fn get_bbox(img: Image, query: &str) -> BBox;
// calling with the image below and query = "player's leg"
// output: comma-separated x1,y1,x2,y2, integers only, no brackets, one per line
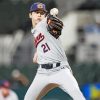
37,83,59,100
59,67,86,100
24,73,49,100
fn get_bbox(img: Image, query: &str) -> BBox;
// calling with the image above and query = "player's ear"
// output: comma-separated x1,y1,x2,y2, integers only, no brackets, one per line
29,13,32,19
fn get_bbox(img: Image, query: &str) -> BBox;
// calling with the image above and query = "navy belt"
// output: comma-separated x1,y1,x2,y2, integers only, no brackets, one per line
41,63,60,69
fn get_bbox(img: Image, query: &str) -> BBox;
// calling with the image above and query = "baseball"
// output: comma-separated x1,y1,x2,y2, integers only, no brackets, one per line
50,8,59,16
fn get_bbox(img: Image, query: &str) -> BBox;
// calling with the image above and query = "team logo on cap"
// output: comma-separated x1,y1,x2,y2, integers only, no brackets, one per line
37,3,43,9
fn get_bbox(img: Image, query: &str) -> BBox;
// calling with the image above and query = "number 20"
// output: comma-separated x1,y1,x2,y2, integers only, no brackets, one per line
41,43,50,53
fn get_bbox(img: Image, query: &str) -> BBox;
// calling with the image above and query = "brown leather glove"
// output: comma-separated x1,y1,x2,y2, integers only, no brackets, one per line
47,14,63,39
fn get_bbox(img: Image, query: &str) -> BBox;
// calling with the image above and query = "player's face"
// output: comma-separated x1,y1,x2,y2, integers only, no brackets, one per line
29,10,46,26
1,87,9,97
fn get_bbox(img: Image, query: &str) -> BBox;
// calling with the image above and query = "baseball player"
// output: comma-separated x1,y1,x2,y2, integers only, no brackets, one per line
0,80,19,100
24,2,86,100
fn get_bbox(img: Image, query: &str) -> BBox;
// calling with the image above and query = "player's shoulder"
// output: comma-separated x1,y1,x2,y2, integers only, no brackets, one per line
10,90,19,98
31,18,47,36
10,89,17,95
0,89,2,93
36,18,47,29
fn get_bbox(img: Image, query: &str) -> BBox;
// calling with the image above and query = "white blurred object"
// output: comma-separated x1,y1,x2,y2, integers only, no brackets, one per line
12,69,21,78
61,12,78,51
94,12,100,23
50,8,59,16
0,30,24,66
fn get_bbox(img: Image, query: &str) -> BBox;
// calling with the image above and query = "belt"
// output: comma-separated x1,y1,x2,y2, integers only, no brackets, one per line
41,63,60,69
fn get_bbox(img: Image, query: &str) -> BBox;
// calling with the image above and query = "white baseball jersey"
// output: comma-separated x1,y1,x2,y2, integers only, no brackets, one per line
31,18,69,65
0,89,19,100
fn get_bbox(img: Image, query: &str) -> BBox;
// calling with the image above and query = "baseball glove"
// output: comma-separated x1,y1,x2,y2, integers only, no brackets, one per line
47,15,63,39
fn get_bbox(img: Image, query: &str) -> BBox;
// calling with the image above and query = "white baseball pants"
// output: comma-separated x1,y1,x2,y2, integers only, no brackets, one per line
24,67,86,100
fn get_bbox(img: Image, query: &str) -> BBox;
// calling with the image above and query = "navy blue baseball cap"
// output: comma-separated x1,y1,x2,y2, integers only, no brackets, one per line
30,2,47,12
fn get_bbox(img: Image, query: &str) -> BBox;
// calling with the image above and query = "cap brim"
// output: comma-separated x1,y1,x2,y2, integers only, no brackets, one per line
30,9,47,13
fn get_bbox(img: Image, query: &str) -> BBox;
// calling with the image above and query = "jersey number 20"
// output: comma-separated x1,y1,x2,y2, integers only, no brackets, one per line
41,43,50,53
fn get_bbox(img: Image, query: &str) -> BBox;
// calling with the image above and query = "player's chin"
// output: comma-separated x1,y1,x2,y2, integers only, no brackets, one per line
37,19,42,23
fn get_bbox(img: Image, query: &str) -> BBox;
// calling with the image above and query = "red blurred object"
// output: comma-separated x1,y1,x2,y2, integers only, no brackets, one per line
0,80,10,88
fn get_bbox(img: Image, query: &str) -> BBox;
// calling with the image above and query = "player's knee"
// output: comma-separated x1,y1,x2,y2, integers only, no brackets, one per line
24,91,37,100
24,94,28,100
24,93,32,100
70,88,85,100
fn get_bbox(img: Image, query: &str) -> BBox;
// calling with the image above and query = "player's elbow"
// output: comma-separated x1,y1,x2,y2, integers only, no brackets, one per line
33,57,37,63
33,51,38,63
